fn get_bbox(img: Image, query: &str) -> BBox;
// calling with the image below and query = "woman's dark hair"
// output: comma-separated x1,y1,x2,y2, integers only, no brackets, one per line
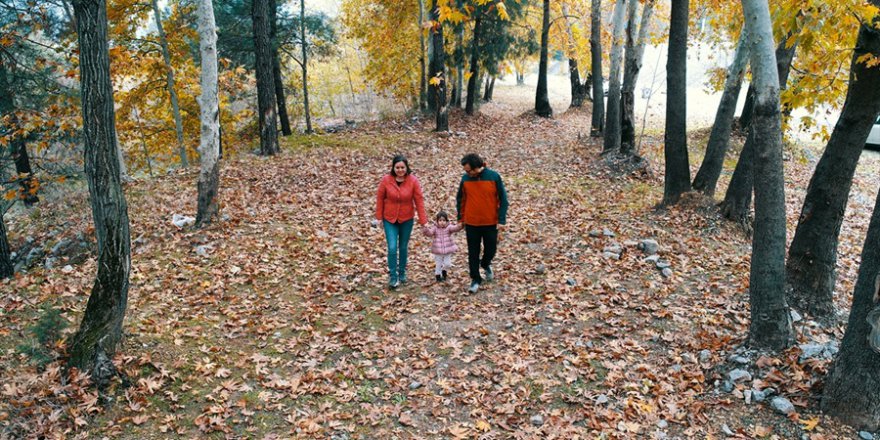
460,153,484,169
435,211,449,222
390,154,411,175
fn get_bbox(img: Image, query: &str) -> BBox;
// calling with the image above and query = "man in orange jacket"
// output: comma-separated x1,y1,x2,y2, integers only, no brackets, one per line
456,153,509,294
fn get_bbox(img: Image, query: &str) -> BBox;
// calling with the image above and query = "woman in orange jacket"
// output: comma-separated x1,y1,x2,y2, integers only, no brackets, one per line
376,155,428,289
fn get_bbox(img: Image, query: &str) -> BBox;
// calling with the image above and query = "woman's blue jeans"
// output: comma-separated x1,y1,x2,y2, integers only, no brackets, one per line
383,219,413,283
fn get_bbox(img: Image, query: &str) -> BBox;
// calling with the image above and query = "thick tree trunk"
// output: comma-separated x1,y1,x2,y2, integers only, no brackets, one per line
465,14,482,115
0,214,11,278
569,59,588,107
739,37,798,131
418,0,428,113
429,0,448,131
620,0,654,156
662,0,690,204
68,0,132,379
453,4,465,107
692,30,750,195
535,0,552,117
252,0,278,154
602,0,627,153
196,0,221,227
590,0,605,136
270,0,291,136
483,75,495,101
151,0,188,167
785,11,880,321
821,186,880,430
741,0,793,351
300,0,313,133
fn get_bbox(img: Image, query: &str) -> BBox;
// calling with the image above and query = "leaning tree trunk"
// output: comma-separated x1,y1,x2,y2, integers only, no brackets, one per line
270,0,291,136
300,0,313,133
454,20,464,107
590,0,605,135
535,0,552,117
151,0,188,167
620,0,654,156
0,62,37,205
821,179,880,430
429,0,448,132
602,0,627,153
721,33,799,220
0,213,11,278
785,9,880,321
465,14,482,115
562,4,588,108
738,35,798,131
662,0,690,205
692,29,750,195
742,0,793,351
68,0,132,379
252,0,278,154
196,0,220,227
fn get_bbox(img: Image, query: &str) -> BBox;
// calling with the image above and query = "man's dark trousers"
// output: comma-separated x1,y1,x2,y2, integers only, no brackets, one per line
465,225,497,282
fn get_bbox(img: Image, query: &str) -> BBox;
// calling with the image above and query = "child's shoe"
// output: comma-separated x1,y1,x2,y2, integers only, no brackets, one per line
436,274,442,282
441,270,448,281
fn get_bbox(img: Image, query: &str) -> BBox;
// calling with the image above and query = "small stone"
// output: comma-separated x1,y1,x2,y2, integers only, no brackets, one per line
603,252,620,260
644,254,660,263
589,230,602,237
195,245,212,257
661,268,673,278
721,424,734,436
770,396,795,415
603,244,623,254
530,414,544,427
752,389,767,402
729,355,750,365
623,240,638,247
51,239,70,255
602,228,615,237
639,239,659,255
655,260,671,269
859,431,874,440
9,251,16,261
409,381,422,390
534,264,546,274
596,394,609,404
44,257,56,270
221,213,232,222
790,309,803,322
566,278,577,286
728,369,751,383
61,265,74,274
699,349,711,362
744,389,752,405
171,213,195,228
656,420,668,429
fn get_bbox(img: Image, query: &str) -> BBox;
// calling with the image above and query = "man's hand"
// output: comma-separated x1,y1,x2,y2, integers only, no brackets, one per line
497,224,507,232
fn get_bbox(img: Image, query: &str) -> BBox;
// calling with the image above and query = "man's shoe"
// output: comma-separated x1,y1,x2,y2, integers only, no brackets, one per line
436,274,442,282
468,281,480,294
441,270,448,281
389,280,400,290
483,265,494,282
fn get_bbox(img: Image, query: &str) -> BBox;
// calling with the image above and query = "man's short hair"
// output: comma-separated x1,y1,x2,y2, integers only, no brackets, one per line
460,153,484,169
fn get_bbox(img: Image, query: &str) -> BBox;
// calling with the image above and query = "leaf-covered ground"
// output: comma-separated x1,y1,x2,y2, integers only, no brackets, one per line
2,86,879,439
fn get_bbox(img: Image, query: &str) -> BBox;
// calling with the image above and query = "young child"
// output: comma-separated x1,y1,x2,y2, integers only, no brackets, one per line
422,211,463,282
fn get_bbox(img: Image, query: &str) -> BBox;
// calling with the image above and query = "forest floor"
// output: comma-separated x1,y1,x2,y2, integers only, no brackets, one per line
2,85,879,439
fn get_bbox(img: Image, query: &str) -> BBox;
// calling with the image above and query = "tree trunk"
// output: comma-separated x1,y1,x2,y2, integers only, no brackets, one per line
785,10,880,321
151,0,188,167
68,0,132,379
568,59,587,107
252,0,278,154
620,0,654,156
692,29,750,195
590,0,605,136
465,14,482,115
535,0,552,117
0,213,11,278
429,0,448,131
270,0,291,136
821,185,880,430
418,0,428,113
454,6,464,107
300,0,313,133
739,36,798,131
741,0,793,351
662,0,690,204
602,0,627,153
516,71,524,85
483,75,495,101
196,0,221,227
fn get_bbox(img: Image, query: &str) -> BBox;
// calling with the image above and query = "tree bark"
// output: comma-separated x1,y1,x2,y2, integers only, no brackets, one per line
821,184,880,430
270,0,291,136
535,0,552,117
252,0,278,154
692,29,750,195
785,9,880,321
739,37,798,131
590,0,605,136
602,0,627,153
465,14,482,115
196,0,221,227
568,59,588,107
741,0,793,351
620,0,654,156
68,0,132,379
453,1,465,107
0,213,11,278
0,62,37,205
662,0,690,204
483,75,495,101
151,0,188,167
429,0,448,132
418,0,428,113
300,0,313,133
